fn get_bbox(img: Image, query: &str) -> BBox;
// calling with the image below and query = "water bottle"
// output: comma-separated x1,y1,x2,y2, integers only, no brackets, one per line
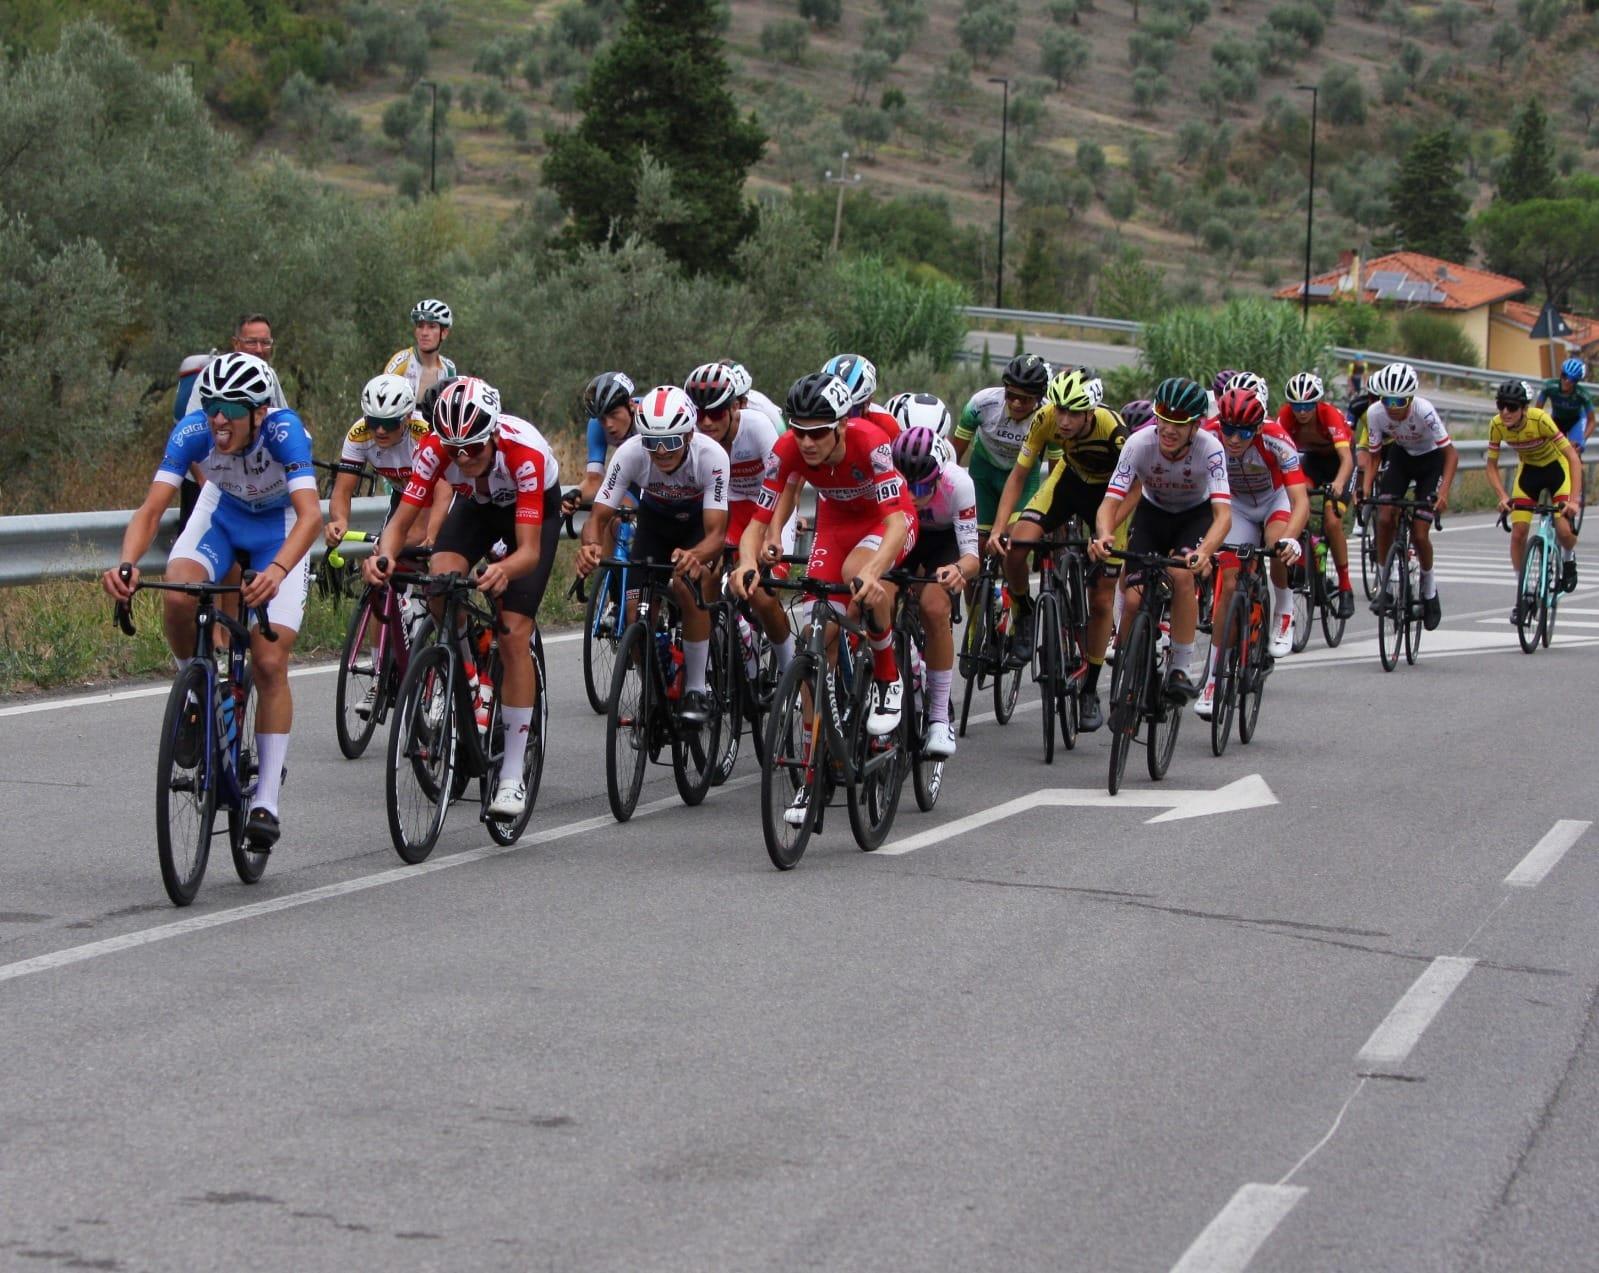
909,643,927,705
655,629,673,674
737,614,760,681
475,680,494,735
667,641,684,701
218,671,236,751
1157,618,1172,660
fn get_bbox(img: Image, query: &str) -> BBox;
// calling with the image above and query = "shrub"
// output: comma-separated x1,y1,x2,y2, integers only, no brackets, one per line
760,19,809,63
1138,297,1333,393
1395,310,1479,366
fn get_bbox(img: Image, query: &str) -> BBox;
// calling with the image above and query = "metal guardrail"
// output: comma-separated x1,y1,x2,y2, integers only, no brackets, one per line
962,305,1144,336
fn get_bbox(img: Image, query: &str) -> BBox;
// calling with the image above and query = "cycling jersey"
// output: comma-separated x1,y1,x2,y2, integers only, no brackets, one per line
383,347,458,399
340,414,431,485
955,386,1034,469
744,387,786,434
1365,397,1450,456
1107,427,1230,513
155,409,316,513
754,420,911,526
1276,402,1352,455
722,411,781,504
854,404,901,442
1016,404,1128,483
585,395,643,475
912,462,980,561
596,433,729,517
1488,405,1571,470
1536,380,1593,438
1203,420,1305,508
403,415,560,526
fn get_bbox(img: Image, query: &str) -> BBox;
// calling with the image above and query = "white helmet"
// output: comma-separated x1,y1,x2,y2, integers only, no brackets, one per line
1285,371,1324,405
891,391,953,439
933,436,957,469
1228,371,1269,412
198,351,275,406
635,384,699,444
410,298,453,327
721,359,753,398
361,373,416,422
1369,361,1419,399
432,376,500,446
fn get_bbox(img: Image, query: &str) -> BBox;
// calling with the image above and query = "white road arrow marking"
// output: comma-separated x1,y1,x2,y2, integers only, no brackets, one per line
877,774,1278,856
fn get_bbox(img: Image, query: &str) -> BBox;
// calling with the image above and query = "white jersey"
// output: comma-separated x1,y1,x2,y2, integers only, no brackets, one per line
744,387,786,434
597,432,729,515
956,385,1033,467
915,462,980,560
1107,427,1231,513
725,411,781,503
1365,396,1450,456
339,414,430,485
383,347,458,401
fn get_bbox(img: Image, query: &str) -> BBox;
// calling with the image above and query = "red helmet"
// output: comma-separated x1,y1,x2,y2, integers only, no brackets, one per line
1215,386,1265,429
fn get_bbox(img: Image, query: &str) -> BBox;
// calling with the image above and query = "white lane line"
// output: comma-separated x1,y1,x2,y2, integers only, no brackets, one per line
0,774,756,986
1170,1183,1308,1273
1505,820,1592,888
1355,956,1477,1067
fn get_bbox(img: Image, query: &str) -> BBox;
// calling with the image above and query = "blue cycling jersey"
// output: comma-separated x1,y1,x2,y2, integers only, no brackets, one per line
586,415,609,470
156,408,317,513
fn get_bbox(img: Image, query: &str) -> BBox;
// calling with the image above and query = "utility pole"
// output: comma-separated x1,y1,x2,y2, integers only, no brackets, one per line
1295,83,1319,324
987,77,1010,310
824,151,861,253
418,80,438,195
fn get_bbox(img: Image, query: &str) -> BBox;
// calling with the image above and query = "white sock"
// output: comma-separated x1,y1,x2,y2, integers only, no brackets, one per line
254,732,289,815
1421,569,1436,599
1272,585,1291,618
1564,547,1576,562
684,638,709,694
1113,586,1125,629
928,668,953,723
501,705,533,781
1171,642,1195,675
776,634,795,670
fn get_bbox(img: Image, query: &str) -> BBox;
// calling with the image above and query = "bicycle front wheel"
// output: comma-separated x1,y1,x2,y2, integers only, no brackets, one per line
582,565,619,715
1106,612,1151,796
1210,594,1245,757
957,593,988,737
1359,513,1379,601
227,665,269,885
1035,593,1060,765
1403,548,1424,665
156,662,216,906
385,643,456,864
847,680,906,851
1237,601,1268,745
1289,555,1313,654
1377,544,1405,672
605,623,650,822
1319,550,1347,648
672,640,724,808
1146,622,1181,781
709,612,741,787
486,632,547,846
334,588,383,759
1516,536,1545,654
1541,540,1560,648
761,656,821,869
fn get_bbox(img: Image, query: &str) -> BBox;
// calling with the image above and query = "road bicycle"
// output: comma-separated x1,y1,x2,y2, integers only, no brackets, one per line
311,460,378,603
1366,494,1437,672
564,502,637,715
707,553,780,786
1501,497,1571,653
884,567,958,812
1288,485,1348,651
384,568,547,862
957,549,1023,736
756,570,911,869
1022,531,1092,765
1104,550,1193,796
1356,498,1380,602
113,570,276,906
1206,544,1274,757
328,533,432,759
600,559,723,822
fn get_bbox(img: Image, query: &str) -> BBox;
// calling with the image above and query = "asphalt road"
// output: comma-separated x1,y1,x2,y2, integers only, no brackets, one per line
2,514,1596,1272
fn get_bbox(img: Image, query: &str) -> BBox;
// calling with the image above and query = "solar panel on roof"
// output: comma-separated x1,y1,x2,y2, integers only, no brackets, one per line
1366,270,1408,289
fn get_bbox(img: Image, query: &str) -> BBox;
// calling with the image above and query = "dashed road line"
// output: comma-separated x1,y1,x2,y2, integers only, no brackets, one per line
1355,956,1477,1067
1505,820,1592,888
1170,1183,1307,1273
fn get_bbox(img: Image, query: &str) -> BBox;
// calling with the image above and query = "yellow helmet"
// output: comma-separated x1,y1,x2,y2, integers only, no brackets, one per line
1046,367,1096,413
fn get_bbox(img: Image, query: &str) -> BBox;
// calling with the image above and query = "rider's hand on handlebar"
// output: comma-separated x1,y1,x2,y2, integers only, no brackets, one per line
934,563,965,592
362,552,392,586
323,520,347,549
671,548,702,582
575,542,602,578
102,562,139,602
241,566,282,609
1186,548,1212,576
1272,538,1302,566
986,527,1008,559
1087,536,1114,563
476,561,511,597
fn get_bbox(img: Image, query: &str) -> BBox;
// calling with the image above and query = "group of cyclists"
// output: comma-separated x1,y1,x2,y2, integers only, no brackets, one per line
101,295,1587,857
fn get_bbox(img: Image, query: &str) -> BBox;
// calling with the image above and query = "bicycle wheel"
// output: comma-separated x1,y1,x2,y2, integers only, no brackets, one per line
604,622,651,822
993,596,1024,725
1106,612,1150,796
957,591,989,737
486,633,547,846
1376,543,1405,672
1541,537,1560,648
227,665,269,885
1145,616,1181,781
1516,536,1544,654
1359,512,1379,601
385,643,456,864
709,612,741,787
1319,550,1347,648
1237,598,1268,745
847,653,905,851
582,565,620,715
155,662,216,906
1210,594,1245,757
1289,553,1313,654
760,656,822,869
1035,592,1060,765
334,588,383,759
912,676,946,814
1403,548,1424,665
672,637,724,808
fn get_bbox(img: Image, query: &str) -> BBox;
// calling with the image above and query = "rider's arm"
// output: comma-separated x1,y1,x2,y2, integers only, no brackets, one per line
1282,482,1310,544
326,470,358,545
275,486,326,574
1485,435,1507,504
1559,435,1584,502
1198,499,1233,558
991,458,1029,544
1332,443,1353,496
104,479,181,597
1435,442,1458,513
865,509,910,579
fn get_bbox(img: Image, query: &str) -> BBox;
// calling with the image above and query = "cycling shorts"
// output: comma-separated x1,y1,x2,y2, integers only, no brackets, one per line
726,499,798,557
1510,458,1573,526
968,446,1039,531
1020,466,1123,573
1300,450,1347,491
170,483,309,633
631,500,705,568
1224,489,1292,551
1375,448,1446,516
433,486,562,620
1126,498,1212,562
807,512,915,587
901,526,959,574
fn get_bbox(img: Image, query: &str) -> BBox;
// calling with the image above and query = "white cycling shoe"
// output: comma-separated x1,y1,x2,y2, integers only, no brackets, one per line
488,779,526,819
924,720,957,758
1194,681,1216,719
1268,614,1293,657
867,678,902,736
783,787,811,827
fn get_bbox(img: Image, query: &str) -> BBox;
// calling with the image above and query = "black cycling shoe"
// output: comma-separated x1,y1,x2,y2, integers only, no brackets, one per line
1562,559,1578,593
1423,592,1442,631
1006,602,1035,668
678,689,711,726
1162,667,1198,703
1510,601,1526,626
173,691,203,770
1077,690,1104,732
1336,589,1355,620
1369,590,1393,616
245,808,280,852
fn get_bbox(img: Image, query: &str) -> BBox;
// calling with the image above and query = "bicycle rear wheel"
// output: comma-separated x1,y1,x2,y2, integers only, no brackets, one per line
1035,592,1060,765
761,656,822,869
710,612,741,787
386,643,456,863
1377,544,1405,672
1359,512,1379,601
334,589,383,759
582,565,620,715
1541,540,1560,648
672,638,724,808
1289,551,1313,653
993,610,1024,726
1210,594,1245,757
1516,537,1545,654
156,662,216,906
606,623,651,822
847,658,905,851
957,590,989,737
1319,550,1347,648
1237,599,1268,745
485,633,547,845
227,665,269,885
1106,612,1150,796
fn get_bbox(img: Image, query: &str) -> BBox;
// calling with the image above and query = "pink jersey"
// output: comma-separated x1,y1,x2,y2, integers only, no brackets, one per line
753,421,912,526
1204,420,1305,507
403,414,560,525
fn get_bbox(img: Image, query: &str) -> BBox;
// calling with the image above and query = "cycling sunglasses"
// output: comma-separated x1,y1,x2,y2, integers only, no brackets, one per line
1288,400,1317,412
909,475,938,498
789,422,838,439
1002,389,1039,405
1218,422,1259,439
1152,407,1197,426
443,439,491,459
202,398,253,422
1381,395,1413,409
368,415,407,433
700,404,732,422
639,433,687,454
1496,401,1526,418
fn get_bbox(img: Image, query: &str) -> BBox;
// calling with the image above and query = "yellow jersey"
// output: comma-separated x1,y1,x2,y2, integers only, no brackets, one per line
1015,404,1129,484
1488,405,1569,470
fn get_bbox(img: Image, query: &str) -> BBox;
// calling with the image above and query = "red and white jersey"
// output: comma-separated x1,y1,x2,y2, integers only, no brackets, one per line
596,433,728,515
1204,420,1305,507
1276,402,1351,455
754,420,912,526
1107,426,1230,513
1366,396,1450,456
723,411,781,504
403,414,560,525
914,461,980,560
854,404,901,442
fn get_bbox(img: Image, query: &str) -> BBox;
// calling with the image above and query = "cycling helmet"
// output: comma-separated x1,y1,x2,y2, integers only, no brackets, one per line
1046,368,1097,413
635,385,699,438
432,376,501,446
1084,373,1105,410
891,391,953,438
198,351,275,407
1002,353,1052,398
891,425,941,484
584,371,635,420
1212,368,1239,398
684,362,738,413
821,353,878,409
1121,399,1155,430
1153,376,1209,422
1561,357,1586,382
786,371,853,424
1368,361,1419,399
720,359,754,398
933,435,957,468
1215,386,1266,429
420,375,459,424
1285,371,1324,405
361,373,416,423
1229,371,1270,411
410,298,453,327
1495,378,1532,408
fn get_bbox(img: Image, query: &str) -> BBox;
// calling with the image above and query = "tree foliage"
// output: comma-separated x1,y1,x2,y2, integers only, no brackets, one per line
1498,99,1556,200
1476,178,1599,305
1389,130,1472,261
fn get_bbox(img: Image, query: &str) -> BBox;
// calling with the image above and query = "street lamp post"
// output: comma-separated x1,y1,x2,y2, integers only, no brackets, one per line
418,79,438,195
823,151,861,253
1295,83,1319,324
987,76,1010,310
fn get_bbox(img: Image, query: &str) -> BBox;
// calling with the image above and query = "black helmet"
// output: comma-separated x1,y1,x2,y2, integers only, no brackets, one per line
584,371,636,420
1495,378,1531,408
1002,353,1051,397
1153,376,1209,422
785,371,853,424
419,374,459,426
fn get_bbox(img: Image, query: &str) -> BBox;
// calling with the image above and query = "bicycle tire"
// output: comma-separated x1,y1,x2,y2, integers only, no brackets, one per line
958,592,988,737
1210,593,1244,757
993,602,1024,726
1517,536,1544,654
227,664,268,885
485,632,547,845
582,565,620,715
1403,548,1423,665
710,612,741,787
1541,535,1559,648
334,589,383,759
385,642,456,863
1359,512,1379,601
846,649,905,851
672,636,724,808
1145,613,1181,781
1237,595,1267,745
760,655,821,869
605,622,651,822
1035,592,1060,765
156,662,216,906
1319,550,1347,648
1058,603,1082,752
1289,550,1313,654
1107,611,1150,796
1376,542,1405,672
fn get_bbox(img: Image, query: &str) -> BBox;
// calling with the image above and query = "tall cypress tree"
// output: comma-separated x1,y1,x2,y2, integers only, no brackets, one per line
1388,130,1472,261
542,0,766,271
1497,99,1556,201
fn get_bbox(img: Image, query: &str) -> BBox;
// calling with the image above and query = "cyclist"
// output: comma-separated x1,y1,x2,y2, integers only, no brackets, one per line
1536,357,1592,450
326,374,440,547
1278,371,1356,619
1193,387,1309,716
1485,379,1583,616
577,385,731,726
562,371,638,515
822,352,900,438
891,412,979,758
992,367,1129,731
684,361,797,677
102,352,322,851
1121,399,1155,433
721,358,787,434
384,298,458,402
1360,361,1456,629
365,377,561,820
952,353,1053,538
1091,376,1231,701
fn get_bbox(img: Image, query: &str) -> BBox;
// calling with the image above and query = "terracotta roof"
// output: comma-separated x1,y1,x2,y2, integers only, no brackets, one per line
1496,299,1599,351
1275,251,1525,311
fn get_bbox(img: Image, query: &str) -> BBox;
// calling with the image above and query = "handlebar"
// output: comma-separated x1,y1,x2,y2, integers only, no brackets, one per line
112,566,278,642
595,557,708,609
